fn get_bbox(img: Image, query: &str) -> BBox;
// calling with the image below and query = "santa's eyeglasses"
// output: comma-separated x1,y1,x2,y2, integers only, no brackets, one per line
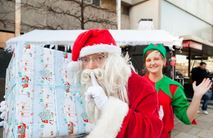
79,53,107,64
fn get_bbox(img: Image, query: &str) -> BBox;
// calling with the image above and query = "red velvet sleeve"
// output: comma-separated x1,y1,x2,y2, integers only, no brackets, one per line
116,73,163,138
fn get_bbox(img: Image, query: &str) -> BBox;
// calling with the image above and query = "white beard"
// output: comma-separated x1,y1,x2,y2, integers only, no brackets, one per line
80,67,129,123
80,68,104,87
81,68,105,123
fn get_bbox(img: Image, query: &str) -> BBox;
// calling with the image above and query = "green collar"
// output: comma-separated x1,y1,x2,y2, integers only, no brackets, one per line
155,75,182,98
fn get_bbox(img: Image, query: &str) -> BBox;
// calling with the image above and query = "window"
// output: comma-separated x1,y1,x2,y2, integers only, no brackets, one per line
92,0,100,6
84,0,92,3
84,0,100,6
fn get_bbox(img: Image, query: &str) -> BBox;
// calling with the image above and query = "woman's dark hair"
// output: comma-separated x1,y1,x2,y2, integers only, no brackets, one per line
200,62,206,66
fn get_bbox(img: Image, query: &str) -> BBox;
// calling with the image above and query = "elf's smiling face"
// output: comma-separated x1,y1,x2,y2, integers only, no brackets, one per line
145,50,166,74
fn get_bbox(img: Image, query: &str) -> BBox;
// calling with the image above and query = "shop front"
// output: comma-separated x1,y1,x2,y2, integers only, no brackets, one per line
175,36,213,100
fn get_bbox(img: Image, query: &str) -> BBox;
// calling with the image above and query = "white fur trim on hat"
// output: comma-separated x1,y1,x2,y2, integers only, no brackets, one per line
79,44,121,58
87,97,128,138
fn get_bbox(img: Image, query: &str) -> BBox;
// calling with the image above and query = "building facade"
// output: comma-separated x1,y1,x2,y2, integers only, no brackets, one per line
1,0,213,98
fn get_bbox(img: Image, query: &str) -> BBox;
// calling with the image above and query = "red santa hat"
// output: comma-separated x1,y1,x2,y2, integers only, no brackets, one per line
68,29,121,71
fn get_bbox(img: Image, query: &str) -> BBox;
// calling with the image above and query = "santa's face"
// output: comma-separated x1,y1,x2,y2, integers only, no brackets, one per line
80,53,107,70
80,53,107,89
145,50,165,74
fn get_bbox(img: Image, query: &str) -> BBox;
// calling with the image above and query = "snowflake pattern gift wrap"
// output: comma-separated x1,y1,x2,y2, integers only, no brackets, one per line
4,44,92,138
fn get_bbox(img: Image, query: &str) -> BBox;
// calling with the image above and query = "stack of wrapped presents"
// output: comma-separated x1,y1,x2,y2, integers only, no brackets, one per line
4,44,91,138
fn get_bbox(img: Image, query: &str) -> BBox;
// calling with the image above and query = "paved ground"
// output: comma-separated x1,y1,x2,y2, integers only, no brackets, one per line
1,107,213,138
172,106,213,138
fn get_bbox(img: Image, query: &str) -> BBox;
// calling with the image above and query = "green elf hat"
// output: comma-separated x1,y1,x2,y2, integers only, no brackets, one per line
143,43,166,58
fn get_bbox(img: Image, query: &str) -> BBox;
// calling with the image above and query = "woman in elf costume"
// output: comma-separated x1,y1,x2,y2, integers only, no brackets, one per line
142,43,212,138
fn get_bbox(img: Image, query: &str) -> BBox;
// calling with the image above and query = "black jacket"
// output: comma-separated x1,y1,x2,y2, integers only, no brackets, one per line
191,67,209,85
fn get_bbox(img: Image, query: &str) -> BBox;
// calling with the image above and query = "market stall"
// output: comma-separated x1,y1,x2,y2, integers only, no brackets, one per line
4,29,182,138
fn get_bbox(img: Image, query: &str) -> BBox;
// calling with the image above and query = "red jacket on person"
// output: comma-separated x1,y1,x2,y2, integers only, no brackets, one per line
87,72,163,138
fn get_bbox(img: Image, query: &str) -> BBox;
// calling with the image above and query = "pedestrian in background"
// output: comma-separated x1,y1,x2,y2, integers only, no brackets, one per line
191,62,212,115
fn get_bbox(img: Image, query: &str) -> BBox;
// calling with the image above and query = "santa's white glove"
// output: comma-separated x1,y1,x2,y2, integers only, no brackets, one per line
0,100,7,126
85,72,108,110
159,105,164,120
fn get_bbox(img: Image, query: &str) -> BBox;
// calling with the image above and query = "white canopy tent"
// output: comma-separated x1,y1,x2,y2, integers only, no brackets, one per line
6,29,183,51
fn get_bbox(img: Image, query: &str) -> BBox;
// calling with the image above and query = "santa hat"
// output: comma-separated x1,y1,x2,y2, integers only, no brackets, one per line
68,29,121,71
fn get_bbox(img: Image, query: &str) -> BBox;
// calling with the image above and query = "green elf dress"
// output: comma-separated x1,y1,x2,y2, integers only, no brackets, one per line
144,75,194,138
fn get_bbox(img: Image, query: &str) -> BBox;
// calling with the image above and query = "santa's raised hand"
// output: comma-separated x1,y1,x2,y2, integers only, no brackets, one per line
85,72,108,110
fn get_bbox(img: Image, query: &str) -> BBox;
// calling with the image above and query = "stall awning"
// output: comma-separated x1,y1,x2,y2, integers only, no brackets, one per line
182,35,213,56
6,29,183,51
182,35,213,48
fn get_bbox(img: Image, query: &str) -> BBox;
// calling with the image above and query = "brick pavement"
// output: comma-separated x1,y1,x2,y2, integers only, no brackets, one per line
1,108,213,138
172,107,213,138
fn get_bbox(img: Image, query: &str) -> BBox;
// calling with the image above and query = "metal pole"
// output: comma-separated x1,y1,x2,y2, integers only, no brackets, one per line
80,0,84,29
15,0,21,36
188,47,191,78
116,0,121,30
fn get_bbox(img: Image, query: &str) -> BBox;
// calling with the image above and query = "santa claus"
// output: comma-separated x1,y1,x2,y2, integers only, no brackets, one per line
68,29,163,138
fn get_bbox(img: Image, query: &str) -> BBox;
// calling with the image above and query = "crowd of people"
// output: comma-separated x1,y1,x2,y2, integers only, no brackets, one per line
0,28,212,138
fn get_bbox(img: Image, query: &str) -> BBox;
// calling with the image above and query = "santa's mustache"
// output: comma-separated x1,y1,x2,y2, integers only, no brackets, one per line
81,68,104,85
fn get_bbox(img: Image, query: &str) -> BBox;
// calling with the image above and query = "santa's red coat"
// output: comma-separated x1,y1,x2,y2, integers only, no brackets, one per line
87,72,163,138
